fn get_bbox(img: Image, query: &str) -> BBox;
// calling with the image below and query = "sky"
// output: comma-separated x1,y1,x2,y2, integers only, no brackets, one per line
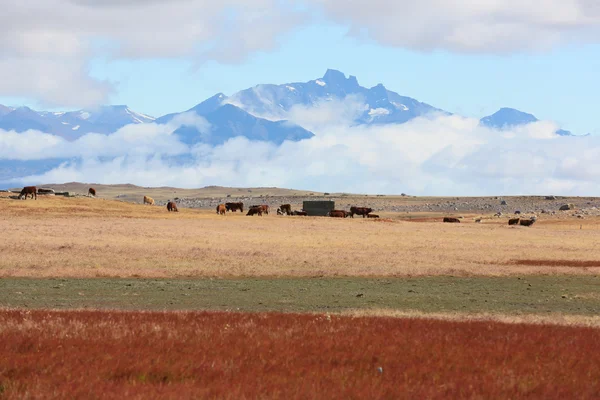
0,0,598,134
2,0,600,195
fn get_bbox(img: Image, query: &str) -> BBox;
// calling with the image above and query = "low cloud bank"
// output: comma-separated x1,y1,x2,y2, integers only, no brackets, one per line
1,107,598,196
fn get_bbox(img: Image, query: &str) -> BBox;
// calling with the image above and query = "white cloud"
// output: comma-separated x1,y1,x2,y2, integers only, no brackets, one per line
0,0,305,107
4,107,600,196
306,0,600,53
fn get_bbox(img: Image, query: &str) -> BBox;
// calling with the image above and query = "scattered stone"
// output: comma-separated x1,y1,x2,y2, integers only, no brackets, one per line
545,196,557,200
559,204,575,211
500,200,507,205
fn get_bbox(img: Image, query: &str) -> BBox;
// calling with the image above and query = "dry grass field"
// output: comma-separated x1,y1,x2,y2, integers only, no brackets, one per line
1,193,600,278
1,190,599,398
1,309,599,399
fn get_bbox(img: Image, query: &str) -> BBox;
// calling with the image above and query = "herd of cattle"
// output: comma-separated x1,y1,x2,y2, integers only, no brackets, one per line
14,186,537,226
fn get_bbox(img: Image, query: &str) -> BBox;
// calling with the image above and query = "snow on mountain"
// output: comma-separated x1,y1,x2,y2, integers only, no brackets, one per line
225,69,446,125
480,107,574,136
0,105,156,140
156,96,314,146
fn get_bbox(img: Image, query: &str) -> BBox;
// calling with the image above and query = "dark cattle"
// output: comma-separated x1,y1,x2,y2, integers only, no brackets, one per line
88,187,96,197
367,214,380,218
508,218,520,225
519,219,536,227
167,201,179,212
329,210,347,218
443,217,460,223
251,205,269,215
279,204,292,215
216,204,226,215
514,210,521,215
18,186,37,200
350,206,373,218
246,206,263,216
292,210,308,216
225,202,244,213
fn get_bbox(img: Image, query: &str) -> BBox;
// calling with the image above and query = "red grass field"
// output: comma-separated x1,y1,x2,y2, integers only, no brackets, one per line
1,309,599,399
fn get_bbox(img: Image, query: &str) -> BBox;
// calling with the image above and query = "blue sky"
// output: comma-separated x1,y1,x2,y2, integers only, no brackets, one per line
0,1,598,135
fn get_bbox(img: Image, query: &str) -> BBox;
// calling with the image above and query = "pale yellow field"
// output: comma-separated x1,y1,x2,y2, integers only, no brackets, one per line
1,194,600,278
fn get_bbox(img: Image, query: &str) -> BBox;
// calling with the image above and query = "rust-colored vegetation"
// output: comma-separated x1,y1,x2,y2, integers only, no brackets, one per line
1,309,599,399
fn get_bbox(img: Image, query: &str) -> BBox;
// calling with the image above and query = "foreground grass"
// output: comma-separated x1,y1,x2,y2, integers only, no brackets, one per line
3,196,600,278
1,309,599,399
1,276,599,318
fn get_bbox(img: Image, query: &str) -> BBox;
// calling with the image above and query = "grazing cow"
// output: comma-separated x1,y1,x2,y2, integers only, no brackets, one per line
18,186,37,200
443,217,460,223
329,210,347,218
277,209,283,215
279,204,292,215
216,204,226,215
519,218,536,227
246,206,263,216
167,201,178,212
88,187,96,197
292,210,308,216
251,205,269,215
143,195,155,205
225,202,244,213
508,218,520,226
367,214,380,218
349,206,373,218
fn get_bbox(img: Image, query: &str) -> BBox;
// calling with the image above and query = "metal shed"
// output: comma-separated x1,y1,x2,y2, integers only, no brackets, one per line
302,200,335,216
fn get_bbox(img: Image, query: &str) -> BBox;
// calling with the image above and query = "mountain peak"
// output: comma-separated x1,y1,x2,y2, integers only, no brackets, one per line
189,93,228,116
480,108,538,129
322,69,359,87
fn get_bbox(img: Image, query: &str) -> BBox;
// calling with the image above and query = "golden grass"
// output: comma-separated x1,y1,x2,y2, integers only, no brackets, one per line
341,309,600,328
2,195,600,278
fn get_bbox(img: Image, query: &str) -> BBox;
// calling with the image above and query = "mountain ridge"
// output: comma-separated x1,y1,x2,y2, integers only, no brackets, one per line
0,69,582,142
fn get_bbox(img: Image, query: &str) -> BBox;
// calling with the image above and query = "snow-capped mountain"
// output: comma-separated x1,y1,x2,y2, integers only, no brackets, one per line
480,107,573,136
226,68,446,124
0,70,582,145
0,105,155,140
156,95,314,146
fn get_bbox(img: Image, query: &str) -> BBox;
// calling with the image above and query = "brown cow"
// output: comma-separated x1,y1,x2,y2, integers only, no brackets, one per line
225,202,244,213
18,186,37,200
508,218,520,225
167,201,178,212
251,205,269,215
292,210,308,216
350,206,373,218
367,214,380,218
246,206,263,216
443,217,460,223
143,195,155,205
216,204,226,215
519,218,536,227
88,187,96,197
279,204,292,215
329,210,347,218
